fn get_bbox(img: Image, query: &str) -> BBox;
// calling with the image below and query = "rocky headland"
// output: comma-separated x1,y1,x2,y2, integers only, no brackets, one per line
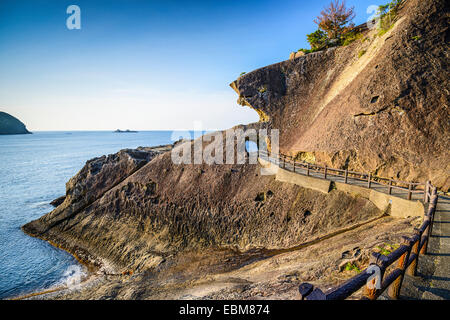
20,0,448,299
231,0,449,190
0,111,31,135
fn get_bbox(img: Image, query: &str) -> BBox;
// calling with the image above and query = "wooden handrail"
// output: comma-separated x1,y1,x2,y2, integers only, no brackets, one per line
298,187,438,300
258,150,428,201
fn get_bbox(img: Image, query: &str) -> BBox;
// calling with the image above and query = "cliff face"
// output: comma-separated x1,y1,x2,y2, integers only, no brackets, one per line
23,135,383,272
231,0,449,190
23,144,173,267
0,111,31,135
22,135,420,300
20,0,446,299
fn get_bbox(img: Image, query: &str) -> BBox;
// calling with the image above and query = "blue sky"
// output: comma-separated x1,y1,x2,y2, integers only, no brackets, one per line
0,0,381,131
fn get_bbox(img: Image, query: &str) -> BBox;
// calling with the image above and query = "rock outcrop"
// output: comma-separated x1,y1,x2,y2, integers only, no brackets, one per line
23,134,383,273
50,196,66,207
23,144,173,267
0,111,31,135
20,0,447,299
231,0,449,190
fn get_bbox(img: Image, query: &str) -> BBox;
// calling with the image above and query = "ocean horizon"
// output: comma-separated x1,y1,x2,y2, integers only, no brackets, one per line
0,130,180,299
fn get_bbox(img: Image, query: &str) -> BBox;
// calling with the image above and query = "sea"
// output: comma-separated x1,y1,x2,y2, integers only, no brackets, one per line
0,131,179,299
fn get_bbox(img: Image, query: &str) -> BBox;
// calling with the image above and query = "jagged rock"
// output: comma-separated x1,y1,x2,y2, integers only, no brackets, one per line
20,0,446,299
23,134,383,272
50,196,66,207
0,111,31,135
23,144,172,238
289,51,306,60
231,0,449,190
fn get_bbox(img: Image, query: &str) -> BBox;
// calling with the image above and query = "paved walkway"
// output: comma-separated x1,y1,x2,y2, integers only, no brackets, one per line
399,195,450,299
262,155,449,300
263,156,425,201
426,195,450,298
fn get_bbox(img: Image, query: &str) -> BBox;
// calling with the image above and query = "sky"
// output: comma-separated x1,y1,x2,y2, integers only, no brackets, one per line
0,0,381,131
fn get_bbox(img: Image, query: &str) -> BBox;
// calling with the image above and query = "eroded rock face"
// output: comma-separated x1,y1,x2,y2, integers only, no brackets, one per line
231,0,449,190
63,147,169,213
20,0,447,299
23,136,382,273
22,145,172,244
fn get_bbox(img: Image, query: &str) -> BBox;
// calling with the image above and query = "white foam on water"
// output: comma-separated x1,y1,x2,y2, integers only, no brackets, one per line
54,265,87,290
30,201,52,209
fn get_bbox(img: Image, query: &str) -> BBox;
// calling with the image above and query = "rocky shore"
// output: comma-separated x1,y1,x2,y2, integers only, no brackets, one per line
19,0,448,299
20,132,422,299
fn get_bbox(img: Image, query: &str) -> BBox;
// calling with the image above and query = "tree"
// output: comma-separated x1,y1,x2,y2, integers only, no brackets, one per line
306,29,328,49
314,0,355,40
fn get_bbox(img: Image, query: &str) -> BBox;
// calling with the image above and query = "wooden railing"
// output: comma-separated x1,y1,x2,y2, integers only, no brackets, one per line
257,150,439,299
297,187,438,300
259,150,431,202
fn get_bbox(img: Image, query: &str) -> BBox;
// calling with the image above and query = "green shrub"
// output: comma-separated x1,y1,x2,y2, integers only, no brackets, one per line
298,48,311,54
345,262,361,273
376,0,403,36
358,49,366,58
376,243,400,256
306,29,328,50
297,47,322,54
341,30,363,46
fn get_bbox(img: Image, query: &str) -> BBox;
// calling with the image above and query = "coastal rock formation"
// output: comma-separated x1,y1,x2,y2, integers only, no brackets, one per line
21,0,446,299
0,111,31,135
23,144,173,265
23,135,384,273
289,51,305,60
231,0,449,190
50,196,66,207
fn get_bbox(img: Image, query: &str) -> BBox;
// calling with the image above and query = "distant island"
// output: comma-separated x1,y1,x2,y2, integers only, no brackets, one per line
114,129,138,133
0,111,31,135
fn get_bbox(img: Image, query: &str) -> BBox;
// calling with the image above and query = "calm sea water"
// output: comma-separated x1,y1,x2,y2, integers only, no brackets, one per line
0,131,176,299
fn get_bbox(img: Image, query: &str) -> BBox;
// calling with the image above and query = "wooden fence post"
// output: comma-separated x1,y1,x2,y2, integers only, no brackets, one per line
293,159,296,172
364,252,385,300
429,187,437,236
367,173,372,189
388,236,412,299
408,183,412,200
388,179,393,195
423,181,428,203
307,163,310,176
406,230,420,276
344,169,348,183
421,216,432,255
324,165,327,179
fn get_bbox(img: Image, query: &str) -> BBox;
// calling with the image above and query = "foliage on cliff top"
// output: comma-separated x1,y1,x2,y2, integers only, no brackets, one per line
298,0,356,54
314,0,355,40
297,0,404,54
376,0,403,36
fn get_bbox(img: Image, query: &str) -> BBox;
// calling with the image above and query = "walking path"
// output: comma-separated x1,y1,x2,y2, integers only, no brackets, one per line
261,153,449,300
400,195,450,299
263,154,425,201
